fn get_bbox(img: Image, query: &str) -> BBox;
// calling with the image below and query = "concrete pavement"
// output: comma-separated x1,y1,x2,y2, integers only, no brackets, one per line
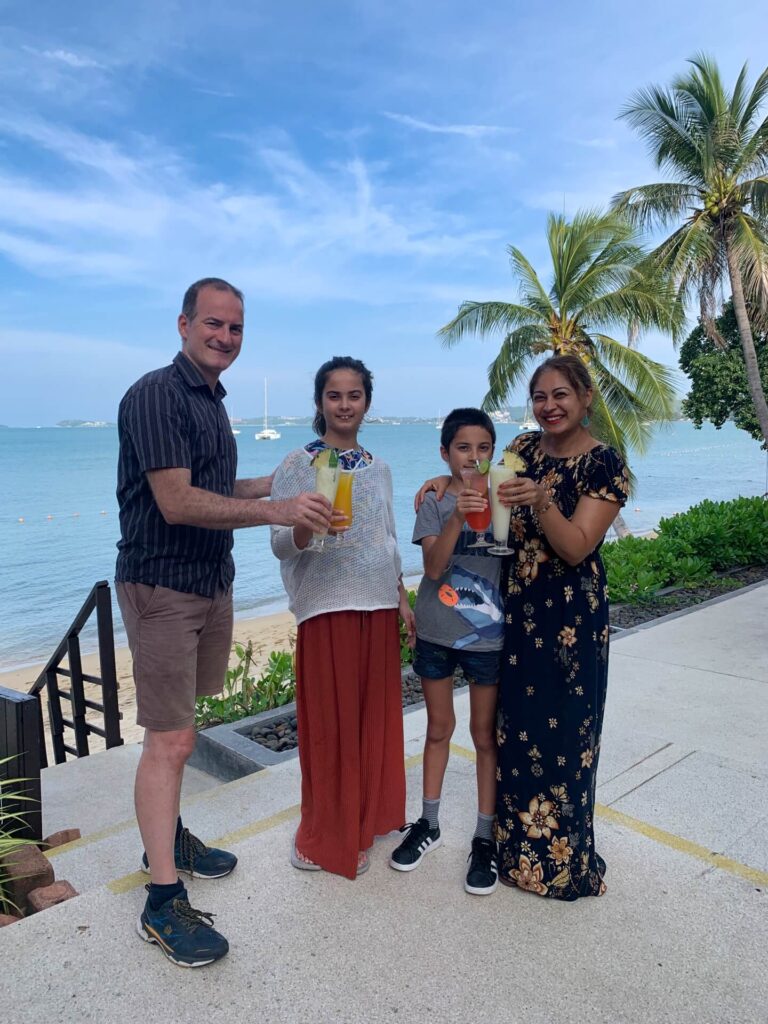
2,584,766,1024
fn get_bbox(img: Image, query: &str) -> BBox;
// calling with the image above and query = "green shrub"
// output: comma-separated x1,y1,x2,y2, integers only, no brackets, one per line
0,756,40,915
195,641,296,728
399,589,417,666
605,496,767,603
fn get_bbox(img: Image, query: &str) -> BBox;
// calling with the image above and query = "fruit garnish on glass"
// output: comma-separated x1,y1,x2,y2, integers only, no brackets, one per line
502,450,526,472
311,447,339,469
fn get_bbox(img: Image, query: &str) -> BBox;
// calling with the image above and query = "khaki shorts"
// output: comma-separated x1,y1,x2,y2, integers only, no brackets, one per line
116,582,233,732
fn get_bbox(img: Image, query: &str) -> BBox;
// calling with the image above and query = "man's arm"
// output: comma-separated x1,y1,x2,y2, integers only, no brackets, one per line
147,467,331,532
233,472,274,499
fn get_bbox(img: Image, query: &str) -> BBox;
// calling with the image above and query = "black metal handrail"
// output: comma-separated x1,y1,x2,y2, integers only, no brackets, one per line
28,581,123,767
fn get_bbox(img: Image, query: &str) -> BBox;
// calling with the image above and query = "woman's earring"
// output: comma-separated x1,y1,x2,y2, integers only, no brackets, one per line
581,413,590,427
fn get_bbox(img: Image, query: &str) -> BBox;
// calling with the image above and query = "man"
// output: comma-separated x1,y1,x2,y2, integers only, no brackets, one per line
115,278,330,967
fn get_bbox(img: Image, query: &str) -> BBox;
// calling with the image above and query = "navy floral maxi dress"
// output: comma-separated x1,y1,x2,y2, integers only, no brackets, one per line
495,432,629,900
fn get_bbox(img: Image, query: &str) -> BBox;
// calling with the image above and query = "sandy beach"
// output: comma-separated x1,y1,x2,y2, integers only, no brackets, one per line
0,609,298,749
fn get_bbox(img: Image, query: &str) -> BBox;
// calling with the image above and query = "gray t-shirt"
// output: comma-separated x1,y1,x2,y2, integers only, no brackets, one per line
413,492,504,652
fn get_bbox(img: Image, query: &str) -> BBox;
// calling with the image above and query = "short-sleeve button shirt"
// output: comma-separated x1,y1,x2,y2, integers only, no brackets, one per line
115,352,238,596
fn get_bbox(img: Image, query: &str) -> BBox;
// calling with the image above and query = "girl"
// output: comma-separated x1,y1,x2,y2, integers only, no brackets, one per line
270,356,415,879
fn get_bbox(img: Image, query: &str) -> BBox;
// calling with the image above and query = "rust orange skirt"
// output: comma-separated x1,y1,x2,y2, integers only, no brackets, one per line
294,608,405,879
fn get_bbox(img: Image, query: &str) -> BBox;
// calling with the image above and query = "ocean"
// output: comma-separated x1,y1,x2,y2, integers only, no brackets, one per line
1,420,766,672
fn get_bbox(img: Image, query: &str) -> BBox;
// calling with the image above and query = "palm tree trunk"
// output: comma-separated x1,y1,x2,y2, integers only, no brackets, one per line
612,511,632,538
725,240,768,444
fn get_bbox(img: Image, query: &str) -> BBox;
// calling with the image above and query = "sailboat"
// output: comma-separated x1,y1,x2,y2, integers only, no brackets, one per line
254,378,281,440
518,400,538,432
228,406,240,435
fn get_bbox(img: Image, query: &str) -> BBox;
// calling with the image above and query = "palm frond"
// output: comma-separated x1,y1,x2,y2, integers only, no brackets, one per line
481,326,544,411
738,65,768,134
590,335,679,421
506,246,553,315
730,213,768,313
438,301,542,348
611,182,701,230
618,84,702,178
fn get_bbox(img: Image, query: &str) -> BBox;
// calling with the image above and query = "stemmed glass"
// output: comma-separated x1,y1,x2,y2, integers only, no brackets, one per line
459,466,492,548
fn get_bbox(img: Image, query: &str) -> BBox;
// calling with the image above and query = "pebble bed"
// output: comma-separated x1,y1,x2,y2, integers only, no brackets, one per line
249,669,467,754
249,566,768,754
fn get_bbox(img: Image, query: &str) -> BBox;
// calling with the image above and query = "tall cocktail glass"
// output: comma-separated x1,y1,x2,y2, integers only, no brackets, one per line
306,461,340,552
488,464,517,555
459,467,491,548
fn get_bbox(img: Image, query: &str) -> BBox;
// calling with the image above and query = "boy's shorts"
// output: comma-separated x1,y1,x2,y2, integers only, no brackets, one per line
116,582,233,731
413,637,500,686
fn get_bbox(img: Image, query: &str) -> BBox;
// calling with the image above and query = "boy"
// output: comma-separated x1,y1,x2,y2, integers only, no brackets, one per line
389,408,503,895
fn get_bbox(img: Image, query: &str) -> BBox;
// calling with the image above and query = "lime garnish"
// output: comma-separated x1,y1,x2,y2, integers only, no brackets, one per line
475,458,491,474
328,449,339,468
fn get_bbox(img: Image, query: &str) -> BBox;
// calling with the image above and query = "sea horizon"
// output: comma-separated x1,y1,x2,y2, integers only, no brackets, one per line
2,419,766,674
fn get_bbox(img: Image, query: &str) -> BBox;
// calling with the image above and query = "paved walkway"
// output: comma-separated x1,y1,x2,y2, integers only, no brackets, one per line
3,585,766,1024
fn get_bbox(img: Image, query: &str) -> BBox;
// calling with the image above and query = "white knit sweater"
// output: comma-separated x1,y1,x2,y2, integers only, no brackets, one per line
270,446,403,625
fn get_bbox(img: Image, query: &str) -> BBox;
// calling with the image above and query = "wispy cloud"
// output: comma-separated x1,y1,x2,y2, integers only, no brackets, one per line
0,117,495,303
37,47,107,70
574,136,617,150
382,112,511,138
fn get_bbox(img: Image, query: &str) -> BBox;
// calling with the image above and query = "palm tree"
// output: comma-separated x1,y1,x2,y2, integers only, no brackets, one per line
438,209,680,469
612,53,768,444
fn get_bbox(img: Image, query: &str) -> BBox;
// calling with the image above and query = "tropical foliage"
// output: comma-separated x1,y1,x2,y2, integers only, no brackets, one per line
679,301,768,447
0,755,40,915
602,495,768,602
613,53,768,444
438,209,680,464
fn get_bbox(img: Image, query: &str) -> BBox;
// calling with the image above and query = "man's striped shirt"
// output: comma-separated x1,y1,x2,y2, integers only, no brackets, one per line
115,352,238,597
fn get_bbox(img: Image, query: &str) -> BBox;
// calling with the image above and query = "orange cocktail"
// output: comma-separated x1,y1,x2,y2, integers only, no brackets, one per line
333,470,354,534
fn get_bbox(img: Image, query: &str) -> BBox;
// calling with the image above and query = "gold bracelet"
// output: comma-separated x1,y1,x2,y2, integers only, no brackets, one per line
539,496,554,514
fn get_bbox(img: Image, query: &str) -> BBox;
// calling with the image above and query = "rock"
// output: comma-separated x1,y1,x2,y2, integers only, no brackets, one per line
42,829,81,849
27,880,79,913
0,913,22,927
0,845,55,911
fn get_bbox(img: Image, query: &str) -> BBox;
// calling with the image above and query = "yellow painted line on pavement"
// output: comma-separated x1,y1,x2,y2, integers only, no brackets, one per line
446,742,768,887
100,742,768,895
107,803,301,894
46,765,275,860
596,805,768,887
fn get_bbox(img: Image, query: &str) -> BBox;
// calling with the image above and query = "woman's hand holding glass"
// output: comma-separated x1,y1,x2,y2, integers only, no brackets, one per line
413,475,452,511
497,475,550,511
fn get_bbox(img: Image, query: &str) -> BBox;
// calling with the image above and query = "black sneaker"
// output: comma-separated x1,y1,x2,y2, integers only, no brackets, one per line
464,836,498,895
141,827,237,880
137,886,229,968
389,818,442,872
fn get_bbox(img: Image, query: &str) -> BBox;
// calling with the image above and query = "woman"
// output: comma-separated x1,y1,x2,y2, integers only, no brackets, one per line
270,356,415,880
418,355,628,899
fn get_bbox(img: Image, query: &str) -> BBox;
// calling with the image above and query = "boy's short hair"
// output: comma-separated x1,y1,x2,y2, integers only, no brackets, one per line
440,408,496,450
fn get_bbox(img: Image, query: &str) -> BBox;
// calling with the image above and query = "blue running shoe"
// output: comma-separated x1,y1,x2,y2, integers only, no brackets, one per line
137,886,229,968
141,827,237,879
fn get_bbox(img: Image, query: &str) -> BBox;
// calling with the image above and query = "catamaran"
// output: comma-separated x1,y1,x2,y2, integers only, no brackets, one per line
254,379,281,441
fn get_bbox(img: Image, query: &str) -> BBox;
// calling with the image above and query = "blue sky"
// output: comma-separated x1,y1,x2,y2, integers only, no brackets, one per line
1,0,767,425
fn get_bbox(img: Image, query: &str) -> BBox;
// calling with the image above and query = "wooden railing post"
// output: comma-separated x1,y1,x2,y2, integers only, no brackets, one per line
0,688,43,842
95,582,123,750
